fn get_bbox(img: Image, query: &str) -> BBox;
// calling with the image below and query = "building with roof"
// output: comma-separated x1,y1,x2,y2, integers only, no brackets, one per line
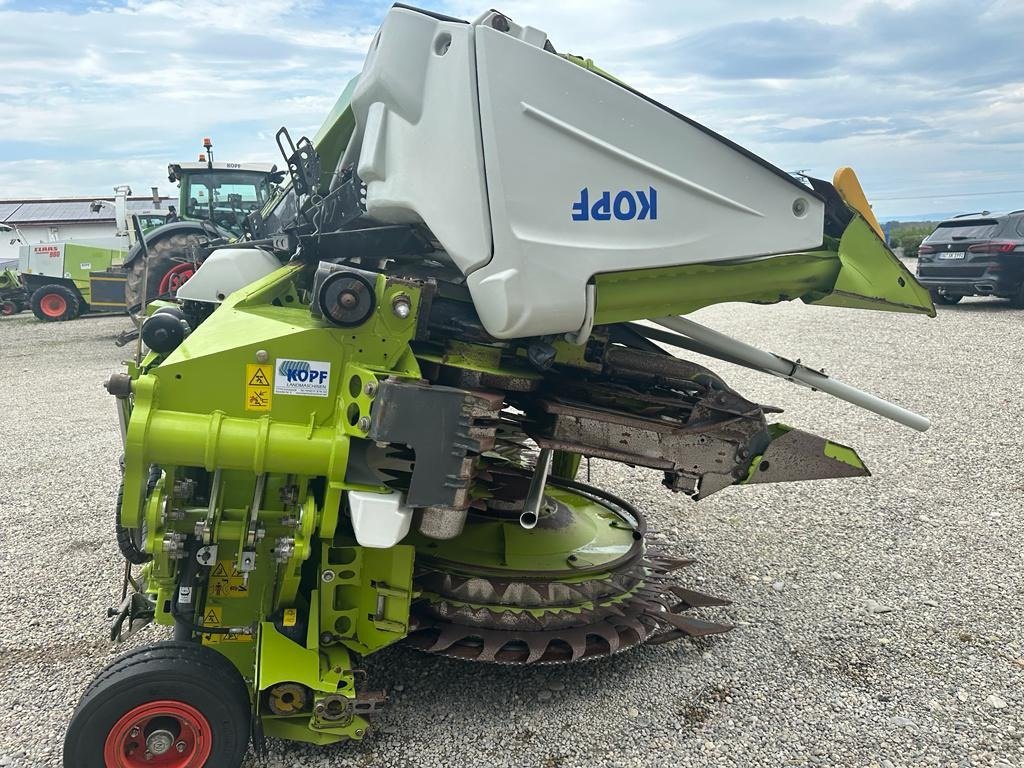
0,194,174,264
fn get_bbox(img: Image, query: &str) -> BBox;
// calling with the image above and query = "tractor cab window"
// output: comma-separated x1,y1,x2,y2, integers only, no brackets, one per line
138,215,167,232
182,172,271,234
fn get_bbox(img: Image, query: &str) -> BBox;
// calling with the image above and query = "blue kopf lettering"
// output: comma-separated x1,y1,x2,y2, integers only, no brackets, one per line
572,187,657,221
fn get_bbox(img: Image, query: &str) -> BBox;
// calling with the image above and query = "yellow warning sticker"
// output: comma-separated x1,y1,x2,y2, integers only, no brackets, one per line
200,606,251,645
245,364,273,412
208,559,250,599
203,606,222,624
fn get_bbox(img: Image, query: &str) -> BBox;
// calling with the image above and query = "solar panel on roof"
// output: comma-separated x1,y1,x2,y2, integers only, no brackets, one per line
0,197,173,223
0,203,23,221
9,201,105,222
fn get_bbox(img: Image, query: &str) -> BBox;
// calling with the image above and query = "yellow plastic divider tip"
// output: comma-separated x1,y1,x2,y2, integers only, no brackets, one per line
833,166,885,241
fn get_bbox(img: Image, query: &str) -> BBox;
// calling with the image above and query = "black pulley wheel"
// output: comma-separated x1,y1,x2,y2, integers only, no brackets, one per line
318,271,376,326
64,642,251,768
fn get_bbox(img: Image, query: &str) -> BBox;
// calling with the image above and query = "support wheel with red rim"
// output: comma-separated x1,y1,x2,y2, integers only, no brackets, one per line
0,299,17,315
64,641,251,768
30,284,81,322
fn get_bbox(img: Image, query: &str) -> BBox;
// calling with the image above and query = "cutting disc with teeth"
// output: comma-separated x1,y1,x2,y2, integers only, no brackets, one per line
402,476,731,665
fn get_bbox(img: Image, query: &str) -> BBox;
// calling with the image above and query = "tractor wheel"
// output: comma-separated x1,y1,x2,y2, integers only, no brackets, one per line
30,284,81,322
64,642,251,768
125,231,204,311
0,300,17,315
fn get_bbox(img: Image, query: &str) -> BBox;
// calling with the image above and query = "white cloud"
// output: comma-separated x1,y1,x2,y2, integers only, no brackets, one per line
1,0,1021,220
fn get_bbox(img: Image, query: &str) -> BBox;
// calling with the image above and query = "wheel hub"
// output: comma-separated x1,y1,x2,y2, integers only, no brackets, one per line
103,700,210,768
146,728,175,755
159,262,196,296
40,293,66,318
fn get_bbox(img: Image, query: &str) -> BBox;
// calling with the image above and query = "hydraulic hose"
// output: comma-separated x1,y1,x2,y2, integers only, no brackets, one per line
171,540,252,638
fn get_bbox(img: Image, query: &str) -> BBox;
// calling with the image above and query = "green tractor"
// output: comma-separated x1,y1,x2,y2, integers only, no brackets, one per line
66,7,935,766
122,139,280,311
0,266,27,315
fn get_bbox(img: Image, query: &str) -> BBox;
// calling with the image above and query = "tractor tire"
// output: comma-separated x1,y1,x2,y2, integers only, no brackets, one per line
0,299,18,315
64,641,251,768
30,284,81,322
124,231,204,311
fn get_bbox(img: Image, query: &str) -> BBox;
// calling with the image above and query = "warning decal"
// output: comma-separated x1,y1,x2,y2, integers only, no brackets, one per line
200,605,251,645
245,364,273,412
248,366,271,386
208,559,250,599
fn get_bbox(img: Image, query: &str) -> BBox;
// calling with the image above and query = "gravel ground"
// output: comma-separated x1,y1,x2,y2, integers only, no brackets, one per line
0,295,1021,768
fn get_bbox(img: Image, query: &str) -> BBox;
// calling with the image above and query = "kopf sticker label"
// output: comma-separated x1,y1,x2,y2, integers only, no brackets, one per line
274,358,331,397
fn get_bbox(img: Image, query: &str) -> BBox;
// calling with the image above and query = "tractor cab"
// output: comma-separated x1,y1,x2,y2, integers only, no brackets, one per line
167,139,280,237
118,140,284,311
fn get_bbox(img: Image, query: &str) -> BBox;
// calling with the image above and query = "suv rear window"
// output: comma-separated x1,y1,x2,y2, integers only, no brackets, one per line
925,219,1001,242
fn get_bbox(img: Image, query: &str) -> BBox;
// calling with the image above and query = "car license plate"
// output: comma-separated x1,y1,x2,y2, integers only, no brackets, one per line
938,251,966,260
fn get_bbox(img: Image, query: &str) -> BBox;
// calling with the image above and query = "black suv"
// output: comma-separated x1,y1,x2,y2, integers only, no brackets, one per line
916,211,1024,305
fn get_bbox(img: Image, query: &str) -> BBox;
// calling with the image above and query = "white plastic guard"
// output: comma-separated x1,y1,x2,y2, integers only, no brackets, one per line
174,247,282,304
348,489,414,548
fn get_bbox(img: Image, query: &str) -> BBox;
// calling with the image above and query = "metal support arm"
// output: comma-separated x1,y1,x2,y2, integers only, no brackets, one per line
652,315,930,432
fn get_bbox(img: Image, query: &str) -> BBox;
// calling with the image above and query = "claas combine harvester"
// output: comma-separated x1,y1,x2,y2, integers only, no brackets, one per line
64,6,934,765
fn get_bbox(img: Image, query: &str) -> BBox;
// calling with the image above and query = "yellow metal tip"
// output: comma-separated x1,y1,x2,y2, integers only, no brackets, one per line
833,166,885,240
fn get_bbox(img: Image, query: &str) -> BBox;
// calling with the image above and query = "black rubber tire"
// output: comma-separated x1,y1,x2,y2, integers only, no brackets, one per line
29,284,81,322
0,299,17,315
936,293,963,305
64,641,251,768
1010,284,1024,309
114,479,152,565
124,231,204,310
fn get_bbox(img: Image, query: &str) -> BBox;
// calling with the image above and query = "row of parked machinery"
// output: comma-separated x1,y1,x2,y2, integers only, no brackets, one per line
6,174,1021,325
2,142,280,322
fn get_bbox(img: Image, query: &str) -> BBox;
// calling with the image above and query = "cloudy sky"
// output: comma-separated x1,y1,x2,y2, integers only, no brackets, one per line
1,0,1021,219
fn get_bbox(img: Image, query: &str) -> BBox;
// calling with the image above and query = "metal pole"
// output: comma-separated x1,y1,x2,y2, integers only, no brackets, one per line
520,448,554,529
132,213,150,365
653,315,930,432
